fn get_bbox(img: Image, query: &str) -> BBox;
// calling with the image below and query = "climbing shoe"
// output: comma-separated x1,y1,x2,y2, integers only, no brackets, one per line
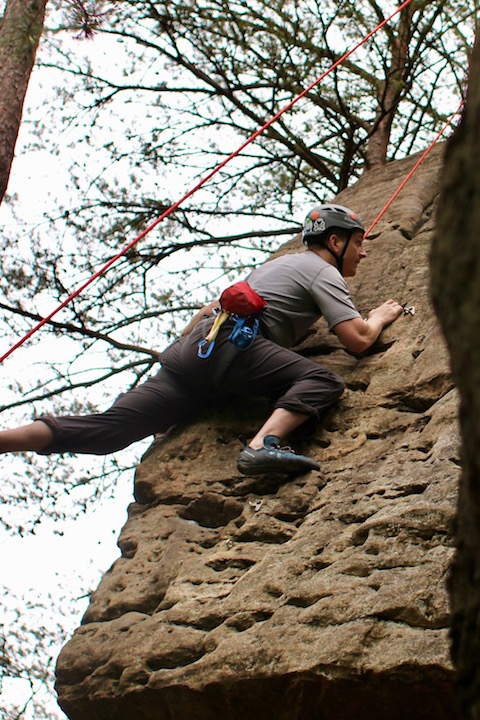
237,435,320,476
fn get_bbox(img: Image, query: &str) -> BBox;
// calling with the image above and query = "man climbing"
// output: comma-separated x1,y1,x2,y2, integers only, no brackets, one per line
0,204,403,476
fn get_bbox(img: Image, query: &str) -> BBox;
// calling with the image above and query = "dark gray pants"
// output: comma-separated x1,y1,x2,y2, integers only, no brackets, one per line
39,321,344,455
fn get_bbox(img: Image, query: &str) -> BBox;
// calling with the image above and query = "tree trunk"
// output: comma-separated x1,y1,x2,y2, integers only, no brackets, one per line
431,32,480,719
365,3,412,169
0,0,48,204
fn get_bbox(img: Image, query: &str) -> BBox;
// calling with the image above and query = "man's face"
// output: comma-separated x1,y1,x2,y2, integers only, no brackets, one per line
341,230,367,277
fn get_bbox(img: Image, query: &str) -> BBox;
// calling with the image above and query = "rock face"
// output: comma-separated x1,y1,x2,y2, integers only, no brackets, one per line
55,144,461,720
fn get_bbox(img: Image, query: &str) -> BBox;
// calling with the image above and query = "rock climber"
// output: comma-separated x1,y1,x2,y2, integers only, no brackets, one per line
0,204,403,476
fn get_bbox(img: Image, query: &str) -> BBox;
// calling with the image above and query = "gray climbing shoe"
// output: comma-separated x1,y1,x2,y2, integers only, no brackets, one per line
237,435,320,476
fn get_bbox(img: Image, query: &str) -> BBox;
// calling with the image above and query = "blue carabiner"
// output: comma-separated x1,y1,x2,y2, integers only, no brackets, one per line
197,338,215,359
228,316,259,350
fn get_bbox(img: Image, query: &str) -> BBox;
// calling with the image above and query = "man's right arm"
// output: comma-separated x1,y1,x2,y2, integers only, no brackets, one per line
332,299,403,353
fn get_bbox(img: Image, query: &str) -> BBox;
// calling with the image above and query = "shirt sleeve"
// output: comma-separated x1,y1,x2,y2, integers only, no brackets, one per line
311,265,361,330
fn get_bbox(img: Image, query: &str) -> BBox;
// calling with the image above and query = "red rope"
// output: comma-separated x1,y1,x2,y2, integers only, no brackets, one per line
363,100,464,238
0,0,417,363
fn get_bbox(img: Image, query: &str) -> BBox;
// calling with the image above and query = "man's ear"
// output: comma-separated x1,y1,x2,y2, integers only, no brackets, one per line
327,233,344,253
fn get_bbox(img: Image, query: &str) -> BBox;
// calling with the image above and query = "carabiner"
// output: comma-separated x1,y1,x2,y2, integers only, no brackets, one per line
197,339,215,358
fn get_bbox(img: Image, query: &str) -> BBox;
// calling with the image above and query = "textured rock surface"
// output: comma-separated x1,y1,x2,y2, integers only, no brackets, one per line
56,144,461,720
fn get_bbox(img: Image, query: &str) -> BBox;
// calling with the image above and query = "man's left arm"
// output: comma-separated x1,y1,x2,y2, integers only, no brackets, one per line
333,299,404,353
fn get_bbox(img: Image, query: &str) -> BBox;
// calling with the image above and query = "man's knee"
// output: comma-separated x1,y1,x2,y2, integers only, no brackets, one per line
327,370,346,400
307,367,346,414
306,365,345,400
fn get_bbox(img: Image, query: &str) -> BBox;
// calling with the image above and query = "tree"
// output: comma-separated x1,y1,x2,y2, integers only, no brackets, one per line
0,0,48,202
0,4,476,715
43,0,475,191
431,28,480,719
0,0,116,204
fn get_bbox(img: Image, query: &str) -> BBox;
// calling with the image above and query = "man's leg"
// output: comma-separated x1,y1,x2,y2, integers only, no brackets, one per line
0,369,202,456
248,408,309,450
223,336,345,475
237,407,318,476
227,336,344,430
0,420,53,452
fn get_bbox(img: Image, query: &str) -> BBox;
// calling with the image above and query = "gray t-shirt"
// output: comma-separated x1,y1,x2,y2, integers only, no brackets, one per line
247,250,361,347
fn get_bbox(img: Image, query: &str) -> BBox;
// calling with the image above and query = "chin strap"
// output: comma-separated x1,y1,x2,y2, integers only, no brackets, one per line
323,233,352,275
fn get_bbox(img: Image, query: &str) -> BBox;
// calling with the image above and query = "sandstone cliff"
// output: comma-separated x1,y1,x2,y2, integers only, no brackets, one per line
55,144,461,720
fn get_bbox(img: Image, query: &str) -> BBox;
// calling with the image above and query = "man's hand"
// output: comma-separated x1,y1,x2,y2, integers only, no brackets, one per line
367,299,404,326
333,298,404,353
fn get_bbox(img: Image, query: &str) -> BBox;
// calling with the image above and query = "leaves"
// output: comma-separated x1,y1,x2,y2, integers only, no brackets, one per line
65,0,111,39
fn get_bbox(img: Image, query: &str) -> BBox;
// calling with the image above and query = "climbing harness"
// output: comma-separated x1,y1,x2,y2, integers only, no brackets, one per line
197,281,266,358
197,313,261,358
0,0,417,364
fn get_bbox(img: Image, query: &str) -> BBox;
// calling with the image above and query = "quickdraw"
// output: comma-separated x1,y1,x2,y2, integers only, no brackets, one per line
197,310,230,358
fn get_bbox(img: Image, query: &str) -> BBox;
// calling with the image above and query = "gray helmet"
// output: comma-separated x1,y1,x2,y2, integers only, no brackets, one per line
302,204,364,275
302,204,364,243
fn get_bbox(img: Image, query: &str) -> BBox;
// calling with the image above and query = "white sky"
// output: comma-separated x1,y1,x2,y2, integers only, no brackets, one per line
0,480,133,717
0,29,154,720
